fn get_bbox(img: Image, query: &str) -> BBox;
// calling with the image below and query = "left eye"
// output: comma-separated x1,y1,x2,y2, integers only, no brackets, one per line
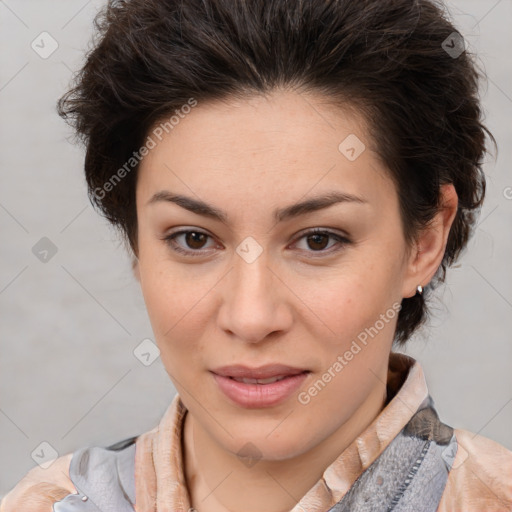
162,228,350,257
293,229,350,254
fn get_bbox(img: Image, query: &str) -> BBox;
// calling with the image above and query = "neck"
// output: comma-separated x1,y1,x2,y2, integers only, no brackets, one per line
182,383,387,512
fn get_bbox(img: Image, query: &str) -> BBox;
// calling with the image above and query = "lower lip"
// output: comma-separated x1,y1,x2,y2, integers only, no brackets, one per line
211,371,309,408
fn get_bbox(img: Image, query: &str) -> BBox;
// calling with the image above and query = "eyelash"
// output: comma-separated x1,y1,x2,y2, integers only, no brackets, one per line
162,228,351,258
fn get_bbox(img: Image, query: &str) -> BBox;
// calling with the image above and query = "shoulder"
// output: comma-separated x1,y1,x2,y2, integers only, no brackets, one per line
0,435,139,512
438,428,512,511
0,452,76,512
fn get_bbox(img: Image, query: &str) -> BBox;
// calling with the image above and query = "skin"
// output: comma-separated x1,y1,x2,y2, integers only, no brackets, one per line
133,88,458,512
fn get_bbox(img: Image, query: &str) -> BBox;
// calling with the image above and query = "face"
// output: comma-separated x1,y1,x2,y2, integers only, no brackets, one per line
135,89,414,461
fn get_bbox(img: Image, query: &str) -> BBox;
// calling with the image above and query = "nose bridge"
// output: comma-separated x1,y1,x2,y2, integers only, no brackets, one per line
218,237,289,342
233,244,272,300
233,237,275,308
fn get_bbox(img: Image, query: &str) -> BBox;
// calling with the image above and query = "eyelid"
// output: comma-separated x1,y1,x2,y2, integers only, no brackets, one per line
162,228,219,257
293,226,350,241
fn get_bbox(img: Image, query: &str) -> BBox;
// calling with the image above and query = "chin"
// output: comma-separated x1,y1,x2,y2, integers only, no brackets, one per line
224,431,310,462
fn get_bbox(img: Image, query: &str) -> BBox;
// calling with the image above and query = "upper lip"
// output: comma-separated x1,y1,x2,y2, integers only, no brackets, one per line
211,364,309,379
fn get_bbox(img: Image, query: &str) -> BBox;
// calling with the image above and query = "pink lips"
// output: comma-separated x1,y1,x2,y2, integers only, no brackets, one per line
211,364,310,408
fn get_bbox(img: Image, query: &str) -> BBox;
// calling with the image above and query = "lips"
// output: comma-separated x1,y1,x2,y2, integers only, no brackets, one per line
211,368,310,408
211,363,309,380
210,364,311,407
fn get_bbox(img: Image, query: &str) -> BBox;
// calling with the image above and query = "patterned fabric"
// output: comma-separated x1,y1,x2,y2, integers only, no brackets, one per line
52,437,137,512
327,398,457,511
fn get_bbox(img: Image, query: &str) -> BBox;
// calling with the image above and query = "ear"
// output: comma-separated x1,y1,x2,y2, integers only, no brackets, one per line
132,256,141,283
401,183,458,298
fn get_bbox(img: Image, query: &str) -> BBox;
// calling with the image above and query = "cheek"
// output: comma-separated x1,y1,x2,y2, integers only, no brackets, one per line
138,260,214,366
294,262,389,336
140,267,182,331
137,236,204,334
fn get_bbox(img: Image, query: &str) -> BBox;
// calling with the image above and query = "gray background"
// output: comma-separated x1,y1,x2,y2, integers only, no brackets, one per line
0,0,511,497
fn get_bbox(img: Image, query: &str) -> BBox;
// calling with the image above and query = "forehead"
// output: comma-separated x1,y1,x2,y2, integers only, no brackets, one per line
136,89,393,214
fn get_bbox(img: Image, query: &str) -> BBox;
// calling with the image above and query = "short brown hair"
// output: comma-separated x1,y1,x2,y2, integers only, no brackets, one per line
57,0,496,346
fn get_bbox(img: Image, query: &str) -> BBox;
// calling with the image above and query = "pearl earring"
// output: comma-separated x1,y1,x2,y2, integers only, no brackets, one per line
416,285,423,295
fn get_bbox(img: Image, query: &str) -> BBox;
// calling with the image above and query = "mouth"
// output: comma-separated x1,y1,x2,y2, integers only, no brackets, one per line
211,363,310,380
226,374,303,385
210,364,311,408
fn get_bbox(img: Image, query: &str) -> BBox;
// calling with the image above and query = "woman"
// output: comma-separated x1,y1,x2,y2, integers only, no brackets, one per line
1,0,510,511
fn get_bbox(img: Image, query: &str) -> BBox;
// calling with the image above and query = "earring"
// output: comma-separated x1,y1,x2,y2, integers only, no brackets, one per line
416,284,423,295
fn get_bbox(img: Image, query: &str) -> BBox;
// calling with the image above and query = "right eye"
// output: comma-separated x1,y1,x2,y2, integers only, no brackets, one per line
162,229,219,256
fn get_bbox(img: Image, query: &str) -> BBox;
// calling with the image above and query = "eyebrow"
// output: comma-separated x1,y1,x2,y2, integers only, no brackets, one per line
146,190,368,223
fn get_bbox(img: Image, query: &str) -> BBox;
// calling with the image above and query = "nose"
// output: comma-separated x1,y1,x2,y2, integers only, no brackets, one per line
217,246,293,344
